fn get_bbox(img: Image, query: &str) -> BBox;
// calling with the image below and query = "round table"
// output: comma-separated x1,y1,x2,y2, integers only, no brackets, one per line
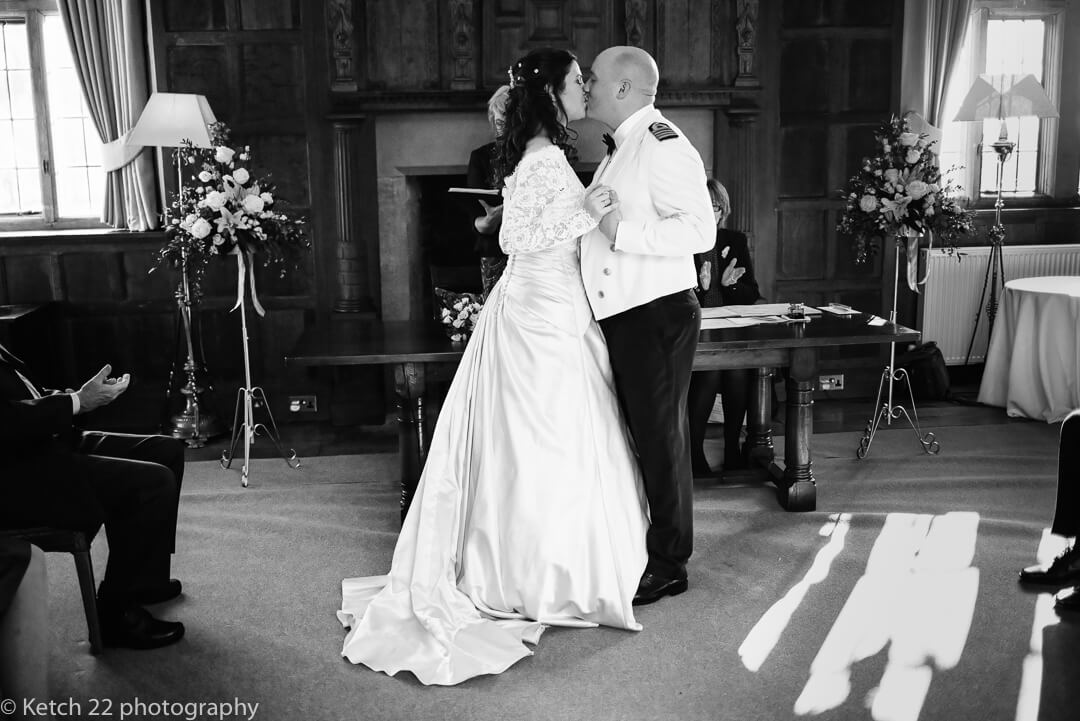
978,275,1080,422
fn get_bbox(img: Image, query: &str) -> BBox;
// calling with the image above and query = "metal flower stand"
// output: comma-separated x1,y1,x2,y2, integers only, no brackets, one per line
220,251,301,486
856,238,941,459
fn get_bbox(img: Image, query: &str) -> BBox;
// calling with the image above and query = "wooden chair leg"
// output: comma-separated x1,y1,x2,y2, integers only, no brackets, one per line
72,549,103,655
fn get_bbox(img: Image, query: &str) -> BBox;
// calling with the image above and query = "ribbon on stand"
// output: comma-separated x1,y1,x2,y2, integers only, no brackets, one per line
901,232,935,293
231,247,266,317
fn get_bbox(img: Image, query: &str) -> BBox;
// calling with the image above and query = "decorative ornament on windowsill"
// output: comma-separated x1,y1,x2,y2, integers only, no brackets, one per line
155,121,309,487
837,114,974,291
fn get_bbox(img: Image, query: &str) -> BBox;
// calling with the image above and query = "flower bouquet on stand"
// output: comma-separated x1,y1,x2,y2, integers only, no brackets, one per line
837,114,974,460
155,122,309,486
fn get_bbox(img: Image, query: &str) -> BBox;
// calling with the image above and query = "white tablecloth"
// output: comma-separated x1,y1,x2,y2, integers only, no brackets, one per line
978,276,1080,422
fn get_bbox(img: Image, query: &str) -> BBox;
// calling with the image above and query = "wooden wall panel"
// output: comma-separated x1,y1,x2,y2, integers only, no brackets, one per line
4,257,54,304
166,46,233,121
164,0,227,31
62,253,124,303
364,1,440,90
779,126,827,197
239,0,300,30
241,44,304,119
779,39,829,114
847,39,892,112
778,210,826,280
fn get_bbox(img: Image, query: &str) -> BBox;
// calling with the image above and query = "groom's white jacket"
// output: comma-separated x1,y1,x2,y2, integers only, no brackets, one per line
580,106,715,320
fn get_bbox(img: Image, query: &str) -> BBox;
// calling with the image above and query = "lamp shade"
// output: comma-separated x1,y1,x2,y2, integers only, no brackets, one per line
127,92,217,149
953,73,1058,122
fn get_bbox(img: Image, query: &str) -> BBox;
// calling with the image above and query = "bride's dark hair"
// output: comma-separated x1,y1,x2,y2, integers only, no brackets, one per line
493,47,578,185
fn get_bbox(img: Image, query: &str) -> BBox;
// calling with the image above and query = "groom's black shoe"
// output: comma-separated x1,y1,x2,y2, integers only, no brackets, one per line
632,572,688,606
100,604,185,650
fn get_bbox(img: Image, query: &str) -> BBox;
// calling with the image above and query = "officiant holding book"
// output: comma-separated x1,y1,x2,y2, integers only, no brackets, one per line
466,87,510,299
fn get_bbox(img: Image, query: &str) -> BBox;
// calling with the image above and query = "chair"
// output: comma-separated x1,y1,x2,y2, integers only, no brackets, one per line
0,526,102,654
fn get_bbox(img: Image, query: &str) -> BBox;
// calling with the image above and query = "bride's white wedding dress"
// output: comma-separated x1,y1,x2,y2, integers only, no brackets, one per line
338,144,648,685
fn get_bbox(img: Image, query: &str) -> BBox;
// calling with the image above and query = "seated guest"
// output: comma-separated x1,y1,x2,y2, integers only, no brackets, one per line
0,537,47,712
0,342,186,649
688,178,763,478
1019,408,1080,612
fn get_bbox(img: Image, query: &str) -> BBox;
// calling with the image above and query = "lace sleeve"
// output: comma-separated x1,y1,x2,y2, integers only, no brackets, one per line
499,153,597,254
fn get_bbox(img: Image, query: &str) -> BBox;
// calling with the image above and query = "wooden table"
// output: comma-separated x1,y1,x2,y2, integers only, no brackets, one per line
286,312,918,515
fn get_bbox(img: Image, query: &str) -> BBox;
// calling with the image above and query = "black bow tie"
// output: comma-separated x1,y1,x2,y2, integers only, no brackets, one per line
602,133,616,156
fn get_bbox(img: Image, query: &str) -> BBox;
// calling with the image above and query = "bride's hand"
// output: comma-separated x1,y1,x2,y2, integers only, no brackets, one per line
584,185,619,221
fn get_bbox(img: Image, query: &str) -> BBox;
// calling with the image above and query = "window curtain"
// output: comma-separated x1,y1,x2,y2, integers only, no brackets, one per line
56,0,158,230
901,0,975,195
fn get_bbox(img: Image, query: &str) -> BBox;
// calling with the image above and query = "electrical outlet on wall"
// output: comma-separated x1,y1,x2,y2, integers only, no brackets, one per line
289,395,317,412
819,374,844,391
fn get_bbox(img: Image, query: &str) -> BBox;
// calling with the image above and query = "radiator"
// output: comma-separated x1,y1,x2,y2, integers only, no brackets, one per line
920,244,1080,365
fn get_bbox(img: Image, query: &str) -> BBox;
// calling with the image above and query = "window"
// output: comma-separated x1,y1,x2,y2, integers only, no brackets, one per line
0,4,103,229
939,2,1064,201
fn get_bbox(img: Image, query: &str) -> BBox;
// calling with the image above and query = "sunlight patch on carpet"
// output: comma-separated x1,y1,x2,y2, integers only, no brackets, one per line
739,511,983,720
738,513,851,672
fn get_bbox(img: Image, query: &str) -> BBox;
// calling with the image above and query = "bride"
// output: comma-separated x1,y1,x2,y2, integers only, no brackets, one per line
338,47,649,686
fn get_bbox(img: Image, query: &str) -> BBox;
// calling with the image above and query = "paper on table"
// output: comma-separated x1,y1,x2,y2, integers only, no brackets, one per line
701,306,741,319
448,187,501,201
818,303,860,316
720,303,822,317
701,316,761,329
866,315,887,326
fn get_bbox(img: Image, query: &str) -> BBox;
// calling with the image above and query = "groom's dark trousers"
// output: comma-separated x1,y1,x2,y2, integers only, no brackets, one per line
0,346,184,604
599,288,701,580
1049,409,1080,537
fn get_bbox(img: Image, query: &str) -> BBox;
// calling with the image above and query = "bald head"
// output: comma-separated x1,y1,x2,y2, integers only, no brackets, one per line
586,46,660,130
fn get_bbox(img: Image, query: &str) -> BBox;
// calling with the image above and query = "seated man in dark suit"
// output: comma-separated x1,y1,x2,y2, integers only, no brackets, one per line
0,341,185,649
1019,408,1080,612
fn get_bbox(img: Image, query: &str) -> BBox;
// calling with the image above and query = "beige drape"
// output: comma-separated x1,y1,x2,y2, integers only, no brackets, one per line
901,0,975,125
56,0,158,230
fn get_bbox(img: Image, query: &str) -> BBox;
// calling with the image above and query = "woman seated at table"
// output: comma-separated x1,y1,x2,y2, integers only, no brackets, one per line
688,178,763,478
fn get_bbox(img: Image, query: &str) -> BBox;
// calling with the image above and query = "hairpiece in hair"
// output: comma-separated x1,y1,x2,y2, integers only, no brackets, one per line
507,68,516,88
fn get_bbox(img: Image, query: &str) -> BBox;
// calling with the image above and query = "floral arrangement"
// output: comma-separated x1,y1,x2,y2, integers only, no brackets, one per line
155,122,309,303
838,115,974,265
434,288,483,342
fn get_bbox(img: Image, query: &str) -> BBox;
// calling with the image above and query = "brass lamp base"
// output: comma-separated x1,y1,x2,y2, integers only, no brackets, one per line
167,388,226,448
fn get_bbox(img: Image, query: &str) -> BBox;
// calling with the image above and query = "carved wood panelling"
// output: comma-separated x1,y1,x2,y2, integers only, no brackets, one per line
734,0,758,86
482,0,610,86
846,39,892,112
328,0,357,91
779,126,827,198
448,0,478,90
244,133,311,207
365,1,440,90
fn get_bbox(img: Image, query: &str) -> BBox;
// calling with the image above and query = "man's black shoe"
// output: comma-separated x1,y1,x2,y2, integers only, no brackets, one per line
1019,545,1080,587
632,572,688,606
101,605,185,650
1055,586,1080,613
132,579,183,605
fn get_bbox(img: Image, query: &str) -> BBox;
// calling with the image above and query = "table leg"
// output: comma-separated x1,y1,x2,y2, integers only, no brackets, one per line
393,362,427,523
745,366,775,466
778,349,817,511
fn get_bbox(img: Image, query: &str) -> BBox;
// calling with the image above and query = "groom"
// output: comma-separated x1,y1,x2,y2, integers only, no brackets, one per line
581,46,715,605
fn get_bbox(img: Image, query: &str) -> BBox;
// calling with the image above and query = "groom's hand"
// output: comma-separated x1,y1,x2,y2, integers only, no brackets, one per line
75,364,130,414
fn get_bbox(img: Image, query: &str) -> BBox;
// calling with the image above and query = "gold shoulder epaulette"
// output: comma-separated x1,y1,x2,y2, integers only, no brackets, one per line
649,122,678,141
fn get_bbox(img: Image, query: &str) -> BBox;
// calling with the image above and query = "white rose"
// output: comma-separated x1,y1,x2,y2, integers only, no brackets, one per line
905,149,921,164
241,194,265,213
213,235,225,245
198,170,212,183
452,319,464,328
859,194,878,212
232,168,250,185
181,213,197,229
260,192,274,205
907,180,929,200
203,190,227,210
883,168,900,184
898,132,919,147
215,146,236,164
190,218,212,239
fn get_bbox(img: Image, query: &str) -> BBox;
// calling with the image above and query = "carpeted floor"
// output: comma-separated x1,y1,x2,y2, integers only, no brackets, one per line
42,419,1080,721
